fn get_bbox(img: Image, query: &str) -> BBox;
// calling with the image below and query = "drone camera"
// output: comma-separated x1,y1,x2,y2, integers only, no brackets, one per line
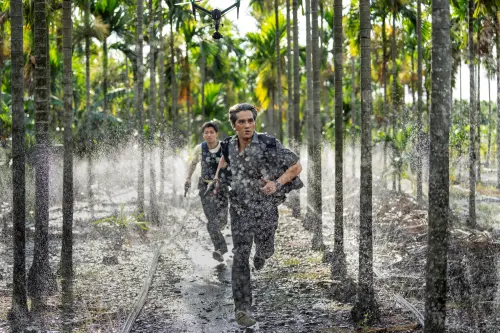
213,31,223,40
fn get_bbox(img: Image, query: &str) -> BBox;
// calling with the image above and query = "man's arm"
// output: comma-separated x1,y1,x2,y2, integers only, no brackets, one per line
277,161,302,185
185,145,201,185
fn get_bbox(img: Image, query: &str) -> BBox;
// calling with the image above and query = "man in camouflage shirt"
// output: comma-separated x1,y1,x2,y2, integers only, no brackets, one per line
213,103,302,327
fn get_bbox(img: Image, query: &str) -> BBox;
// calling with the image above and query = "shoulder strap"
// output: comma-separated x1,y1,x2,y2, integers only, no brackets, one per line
201,141,208,153
257,133,277,150
221,137,232,164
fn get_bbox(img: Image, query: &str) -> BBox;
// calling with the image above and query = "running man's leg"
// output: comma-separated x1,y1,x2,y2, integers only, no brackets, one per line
200,194,228,253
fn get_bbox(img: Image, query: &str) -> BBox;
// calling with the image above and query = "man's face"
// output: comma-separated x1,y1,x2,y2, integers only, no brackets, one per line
203,127,218,144
233,110,255,140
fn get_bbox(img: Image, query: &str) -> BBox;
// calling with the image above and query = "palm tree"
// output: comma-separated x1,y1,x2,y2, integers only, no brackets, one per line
92,0,128,128
136,0,145,215
60,0,74,302
311,0,323,251
85,0,95,219
291,0,301,218
416,0,423,201
286,0,292,142
158,1,166,202
331,0,346,279
275,0,283,142
304,0,314,232
467,0,476,227
148,0,159,224
10,0,29,326
424,0,451,331
28,0,58,312
352,0,379,323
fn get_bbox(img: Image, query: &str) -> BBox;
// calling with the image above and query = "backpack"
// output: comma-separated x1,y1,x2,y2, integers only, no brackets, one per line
221,133,303,203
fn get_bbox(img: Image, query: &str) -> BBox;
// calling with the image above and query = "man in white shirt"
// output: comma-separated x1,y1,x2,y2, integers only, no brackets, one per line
185,122,229,262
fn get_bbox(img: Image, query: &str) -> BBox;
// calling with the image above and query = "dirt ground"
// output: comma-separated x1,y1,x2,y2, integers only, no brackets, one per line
0,181,498,333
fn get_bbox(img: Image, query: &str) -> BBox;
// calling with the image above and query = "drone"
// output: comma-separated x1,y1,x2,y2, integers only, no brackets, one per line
175,0,240,40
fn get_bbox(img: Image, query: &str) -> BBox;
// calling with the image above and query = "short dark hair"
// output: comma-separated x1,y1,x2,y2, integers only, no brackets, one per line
229,103,257,125
201,122,218,133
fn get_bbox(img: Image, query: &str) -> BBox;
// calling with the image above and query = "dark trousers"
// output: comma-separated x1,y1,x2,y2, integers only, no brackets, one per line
230,200,278,313
200,190,228,253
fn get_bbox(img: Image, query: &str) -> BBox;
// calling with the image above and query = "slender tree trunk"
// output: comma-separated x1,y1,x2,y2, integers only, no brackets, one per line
352,0,379,323
137,0,145,215
351,56,356,178
158,4,166,202
468,0,476,227
10,0,29,325
170,20,177,127
391,0,397,191
477,60,481,182
291,0,301,218
417,0,423,201
286,0,293,142
275,0,283,141
28,0,58,309
331,0,346,279
382,16,388,189
85,0,94,218
460,62,462,101
425,0,451,331
149,0,159,225
496,15,500,189
125,59,131,122
103,38,108,130
200,51,206,119
61,0,74,317
486,73,492,167
311,0,323,251
304,0,315,232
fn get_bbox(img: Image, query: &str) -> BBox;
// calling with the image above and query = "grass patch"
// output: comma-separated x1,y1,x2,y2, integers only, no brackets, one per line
306,254,324,264
290,271,328,280
283,257,301,267
476,183,500,197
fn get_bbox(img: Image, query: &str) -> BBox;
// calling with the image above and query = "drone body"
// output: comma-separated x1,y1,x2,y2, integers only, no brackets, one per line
176,0,240,40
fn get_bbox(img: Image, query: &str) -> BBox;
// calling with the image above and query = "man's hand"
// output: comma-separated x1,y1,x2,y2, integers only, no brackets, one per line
204,178,221,196
261,179,277,196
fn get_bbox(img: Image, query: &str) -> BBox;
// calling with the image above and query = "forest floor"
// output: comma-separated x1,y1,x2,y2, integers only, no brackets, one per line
0,176,499,333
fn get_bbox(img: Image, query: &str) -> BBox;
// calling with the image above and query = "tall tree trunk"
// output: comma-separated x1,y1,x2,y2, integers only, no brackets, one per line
61,0,74,316
85,0,94,218
158,4,166,202
28,0,58,309
352,0,379,323
200,51,206,119
417,0,423,201
467,0,476,227
477,60,481,182
351,56,356,178
486,73,492,167
10,0,29,325
286,0,293,143
275,0,283,141
137,0,145,215
391,0,397,191
103,38,108,130
149,0,159,225
496,15,500,189
170,20,177,128
331,0,346,279
304,0,315,232
382,16,389,189
125,59,131,122
291,0,301,218
311,0,323,251
425,0,451,331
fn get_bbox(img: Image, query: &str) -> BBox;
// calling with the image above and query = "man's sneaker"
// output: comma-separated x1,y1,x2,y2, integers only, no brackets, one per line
254,256,265,271
235,311,257,327
212,250,224,262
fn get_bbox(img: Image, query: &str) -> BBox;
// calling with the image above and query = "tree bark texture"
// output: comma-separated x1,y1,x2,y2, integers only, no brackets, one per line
468,0,476,227
417,0,423,201
137,0,145,215
149,0,159,225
